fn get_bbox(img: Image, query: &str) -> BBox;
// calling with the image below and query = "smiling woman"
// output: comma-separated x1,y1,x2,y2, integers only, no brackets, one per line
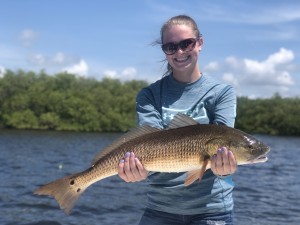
117,15,238,225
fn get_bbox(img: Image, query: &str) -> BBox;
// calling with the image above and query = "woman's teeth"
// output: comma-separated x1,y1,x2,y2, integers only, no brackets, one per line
175,56,189,62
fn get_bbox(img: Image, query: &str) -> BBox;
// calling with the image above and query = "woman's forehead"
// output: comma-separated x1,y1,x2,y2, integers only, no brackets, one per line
162,24,195,43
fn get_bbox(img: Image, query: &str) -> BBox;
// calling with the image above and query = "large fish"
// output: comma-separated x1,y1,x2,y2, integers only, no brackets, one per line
34,113,270,214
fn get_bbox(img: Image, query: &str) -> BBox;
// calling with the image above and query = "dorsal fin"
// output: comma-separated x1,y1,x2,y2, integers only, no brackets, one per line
91,125,160,165
167,113,198,129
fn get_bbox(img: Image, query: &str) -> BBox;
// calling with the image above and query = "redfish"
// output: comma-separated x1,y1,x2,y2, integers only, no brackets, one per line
34,113,270,214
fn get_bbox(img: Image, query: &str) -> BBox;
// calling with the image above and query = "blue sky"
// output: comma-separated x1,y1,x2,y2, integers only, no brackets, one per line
1,0,299,98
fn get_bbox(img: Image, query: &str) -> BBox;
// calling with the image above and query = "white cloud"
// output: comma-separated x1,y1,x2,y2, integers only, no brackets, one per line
19,29,39,47
29,54,46,65
225,57,239,69
244,59,271,75
0,65,6,78
104,70,118,79
53,52,66,64
275,71,294,86
63,59,89,77
205,48,296,97
242,48,295,86
265,48,294,65
222,73,238,87
204,61,219,71
122,67,137,79
240,49,294,76
28,52,79,67
103,67,138,80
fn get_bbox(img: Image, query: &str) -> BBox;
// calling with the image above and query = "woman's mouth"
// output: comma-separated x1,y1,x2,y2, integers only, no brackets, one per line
174,55,190,63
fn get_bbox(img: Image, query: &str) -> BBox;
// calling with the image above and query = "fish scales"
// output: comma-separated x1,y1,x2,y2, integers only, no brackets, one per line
89,125,208,182
120,126,207,171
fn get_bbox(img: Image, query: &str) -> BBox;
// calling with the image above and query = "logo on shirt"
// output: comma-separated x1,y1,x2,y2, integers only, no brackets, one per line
162,101,209,127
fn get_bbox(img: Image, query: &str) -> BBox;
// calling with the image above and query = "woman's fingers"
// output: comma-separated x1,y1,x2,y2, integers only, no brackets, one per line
211,147,237,176
118,152,148,182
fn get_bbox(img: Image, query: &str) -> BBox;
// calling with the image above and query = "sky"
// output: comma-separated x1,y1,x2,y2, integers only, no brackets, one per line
1,0,300,98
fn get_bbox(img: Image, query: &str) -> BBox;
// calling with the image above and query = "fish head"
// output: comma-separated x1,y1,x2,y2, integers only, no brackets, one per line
206,128,270,165
230,134,270,164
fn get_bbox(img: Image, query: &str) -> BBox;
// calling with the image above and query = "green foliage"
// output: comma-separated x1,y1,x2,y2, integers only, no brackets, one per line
235,95,300,136
39,112,60,130
3,109,39,129
0,70,299,135
0,70,147,132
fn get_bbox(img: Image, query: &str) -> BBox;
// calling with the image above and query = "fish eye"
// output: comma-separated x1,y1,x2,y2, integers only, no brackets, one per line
248,144,254,150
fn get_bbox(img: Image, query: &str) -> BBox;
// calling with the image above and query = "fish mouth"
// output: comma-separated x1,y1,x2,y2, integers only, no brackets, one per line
251,155,268,164
250,147,270,164
251,146,271,163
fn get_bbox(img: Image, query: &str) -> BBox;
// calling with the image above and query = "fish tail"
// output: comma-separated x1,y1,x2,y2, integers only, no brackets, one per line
34,175,86,214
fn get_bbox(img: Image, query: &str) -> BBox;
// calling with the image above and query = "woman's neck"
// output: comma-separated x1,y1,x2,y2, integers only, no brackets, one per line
172,67,202,83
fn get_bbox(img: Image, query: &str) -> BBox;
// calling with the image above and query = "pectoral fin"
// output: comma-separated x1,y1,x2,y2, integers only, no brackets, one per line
184,159,209,186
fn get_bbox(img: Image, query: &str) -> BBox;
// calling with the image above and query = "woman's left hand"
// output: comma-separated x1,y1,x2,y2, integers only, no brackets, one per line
211,146,237,176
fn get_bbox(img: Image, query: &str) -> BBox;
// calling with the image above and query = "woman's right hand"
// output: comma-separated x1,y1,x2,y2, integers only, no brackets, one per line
118,152,148,182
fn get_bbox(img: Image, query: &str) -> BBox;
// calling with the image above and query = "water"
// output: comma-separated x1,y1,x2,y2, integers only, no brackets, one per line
0,130,299,225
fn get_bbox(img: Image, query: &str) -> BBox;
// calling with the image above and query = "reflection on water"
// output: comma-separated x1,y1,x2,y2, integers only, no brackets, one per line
0,130,299,225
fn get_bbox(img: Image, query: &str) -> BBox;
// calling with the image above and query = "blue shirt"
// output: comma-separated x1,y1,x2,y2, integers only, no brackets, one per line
136,74,237,215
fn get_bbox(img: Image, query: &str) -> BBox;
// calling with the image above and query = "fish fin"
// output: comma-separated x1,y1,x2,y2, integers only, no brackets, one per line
184,159,209,186
92,125,160,165
34,174,86,215
167,113,198,129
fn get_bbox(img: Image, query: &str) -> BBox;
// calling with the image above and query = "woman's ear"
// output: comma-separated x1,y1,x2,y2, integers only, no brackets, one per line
198,37,203,51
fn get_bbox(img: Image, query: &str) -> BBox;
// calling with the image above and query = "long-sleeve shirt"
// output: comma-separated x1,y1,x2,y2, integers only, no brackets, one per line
136,73,237,215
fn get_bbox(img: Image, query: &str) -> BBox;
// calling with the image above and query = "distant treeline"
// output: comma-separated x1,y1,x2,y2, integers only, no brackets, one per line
0,70,299,135
236,95,300,136
0,70,147,132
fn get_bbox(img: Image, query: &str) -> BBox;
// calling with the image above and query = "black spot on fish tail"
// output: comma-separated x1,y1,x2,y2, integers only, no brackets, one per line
34,175,87,215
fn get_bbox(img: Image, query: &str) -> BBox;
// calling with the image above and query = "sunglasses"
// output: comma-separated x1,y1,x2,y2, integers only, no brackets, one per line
161,38,198,55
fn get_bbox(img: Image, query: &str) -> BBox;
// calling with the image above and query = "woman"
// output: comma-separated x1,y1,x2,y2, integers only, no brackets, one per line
118,15,237,225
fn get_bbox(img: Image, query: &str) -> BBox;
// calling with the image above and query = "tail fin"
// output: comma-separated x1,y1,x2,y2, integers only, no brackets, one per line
34,175,86,214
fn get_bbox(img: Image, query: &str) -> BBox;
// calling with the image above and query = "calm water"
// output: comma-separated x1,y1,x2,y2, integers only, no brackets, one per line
0,130,299,225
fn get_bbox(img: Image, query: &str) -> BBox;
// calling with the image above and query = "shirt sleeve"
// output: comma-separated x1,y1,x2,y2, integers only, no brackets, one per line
136,87,164,129
213,85,237,128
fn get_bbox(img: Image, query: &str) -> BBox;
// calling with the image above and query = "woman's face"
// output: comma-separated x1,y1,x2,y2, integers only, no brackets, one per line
162,24,202,78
